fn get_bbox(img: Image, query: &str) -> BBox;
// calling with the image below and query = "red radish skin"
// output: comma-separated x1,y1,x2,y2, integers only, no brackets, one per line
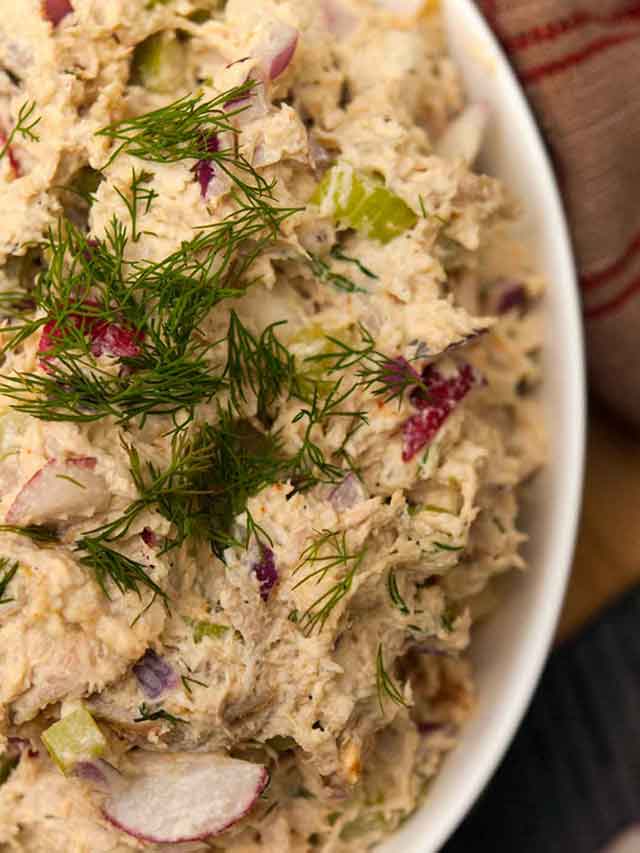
43,0,73,25
39,314,142,371
6,457,109,525
402,364,482,462
103,753,268,844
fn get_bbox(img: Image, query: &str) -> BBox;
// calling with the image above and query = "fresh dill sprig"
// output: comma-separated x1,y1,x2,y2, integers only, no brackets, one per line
224,311,300,423
433,541,464,553
181,674,208,696
77,413,281,565
114,168,158,243
97,84,286,221
305,325,431,406
293,529,359,581
387,570,409,615
289,381,367,488
0,524,59,544
134,703,186,725
376,644,408,715
329,247,378,280
293,530,367,635
98,85,253,166
0,202,299,428
75,538,167,603
0,101,40,161
0,559,19,604
307,253,367,295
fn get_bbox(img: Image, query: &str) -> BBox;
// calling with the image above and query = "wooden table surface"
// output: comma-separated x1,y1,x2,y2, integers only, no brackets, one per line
557,403,640,642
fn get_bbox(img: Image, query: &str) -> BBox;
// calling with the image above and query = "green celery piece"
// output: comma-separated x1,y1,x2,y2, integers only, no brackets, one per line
311,163,418,244
42,707,107,774
131,32,187,94
193,621,229,644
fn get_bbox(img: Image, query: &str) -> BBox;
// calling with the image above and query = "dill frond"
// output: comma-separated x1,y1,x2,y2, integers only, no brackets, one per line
293,530,367,635
307,253,367,295
134,703,186,725
0,559,19,604
0,524,59,544
305,325,431,406
0,100,40,161
96,84,286,220
376,644,408,715
75,538,167,603
114,168,159,243
387,570,409,615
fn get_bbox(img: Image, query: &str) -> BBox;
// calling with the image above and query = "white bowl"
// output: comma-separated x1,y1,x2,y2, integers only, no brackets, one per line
377,1,586,851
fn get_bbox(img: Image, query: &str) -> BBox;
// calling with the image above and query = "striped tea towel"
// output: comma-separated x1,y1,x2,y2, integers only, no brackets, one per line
477,0,640,425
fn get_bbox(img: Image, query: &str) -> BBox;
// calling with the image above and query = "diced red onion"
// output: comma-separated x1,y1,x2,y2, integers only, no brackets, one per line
225,82,269,127
402,363,482,461
308,135,334,178
329,473,367,512
43,0,73,26
321,0,358,39
74,759,121,792
497,284,528,315
8,736,38,759
194,161,215,198
133,650,178,700
252,547,278,602
259,23,299,81
74,761,108,785
82,239,100,261
192,134,224,199
141,528,158,548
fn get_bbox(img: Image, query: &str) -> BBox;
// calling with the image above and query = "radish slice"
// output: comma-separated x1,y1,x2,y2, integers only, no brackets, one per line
43,0,73,26
435,104,489,165
259,22,299,81
6,457,109,525
103,752,268,844
402,363,482,462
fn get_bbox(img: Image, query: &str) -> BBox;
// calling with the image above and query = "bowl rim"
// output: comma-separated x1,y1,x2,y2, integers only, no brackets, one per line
377,1,586,851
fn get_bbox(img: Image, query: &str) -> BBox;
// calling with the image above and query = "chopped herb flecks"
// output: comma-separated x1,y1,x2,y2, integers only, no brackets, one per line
376,644,408,715
0,559,19,604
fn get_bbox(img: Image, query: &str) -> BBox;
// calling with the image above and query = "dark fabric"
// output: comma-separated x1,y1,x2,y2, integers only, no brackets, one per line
443,585,640,852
